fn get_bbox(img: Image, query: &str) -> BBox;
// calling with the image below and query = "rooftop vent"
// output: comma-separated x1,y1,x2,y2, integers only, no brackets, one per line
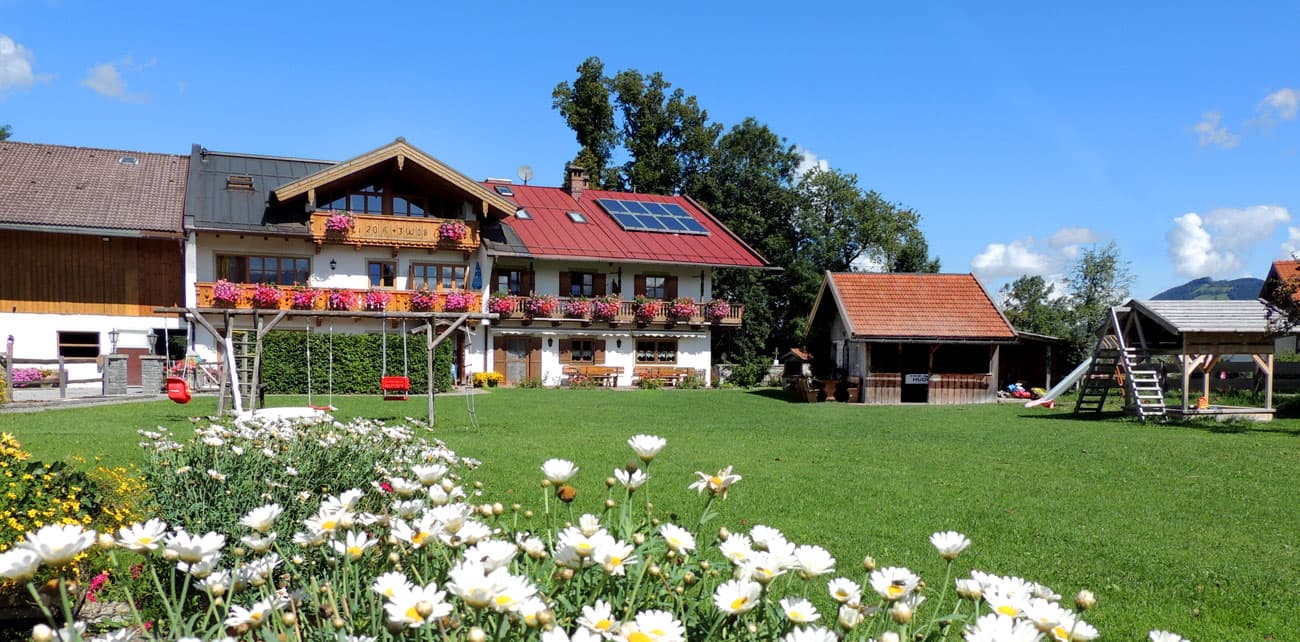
118,156,139,166
226,175,255,191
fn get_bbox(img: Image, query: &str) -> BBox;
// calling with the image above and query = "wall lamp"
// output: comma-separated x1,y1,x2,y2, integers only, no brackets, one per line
329,259,337,271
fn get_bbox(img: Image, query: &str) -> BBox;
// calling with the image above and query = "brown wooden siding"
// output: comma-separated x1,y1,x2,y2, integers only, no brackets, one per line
0,230,183,315
865,373,902,404
927,374,994,404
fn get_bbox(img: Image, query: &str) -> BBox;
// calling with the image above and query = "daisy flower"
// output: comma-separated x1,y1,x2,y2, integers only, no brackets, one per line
713,579,761,614
391,514,442,549
615,467,648,490
372,571,414,600
749,525,785,550
223,597,283,628
955,578,984,601
1023,598,1068,633
239,504,283,533
781,627,838,642
579,513,603,536
869,566,919,601
793,544,836,579
465,540,518,572
659,523,696,554
542,458,579,484
383,582,452,629
0,548,41,581
742,550,790,585
94,627,136,642
330,530,376,560
239,533,276,555
543,628,603,642
616,609,685,642
1050,613,1099,642
578,600,620,636
1149,632,1190,642
837,604,864,630
596,539,638,576
116,519,168,553
165,530,225,565
719,533,754,565
780,596,820,623
930,530,970,561
388,477,423,498
519,535,548,560
411,463,449,486
489,572,538,614
446,559,506,610
627,434,667,462
963,613,1041,642
21,524,97,566
827,577,862,605
688,465,741,497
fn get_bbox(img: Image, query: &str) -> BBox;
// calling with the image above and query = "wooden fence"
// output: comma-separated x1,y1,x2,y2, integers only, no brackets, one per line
928,373,994,404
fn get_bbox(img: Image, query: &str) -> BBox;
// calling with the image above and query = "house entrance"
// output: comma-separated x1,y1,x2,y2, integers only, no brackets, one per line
505,338,529,383
901,343,930,403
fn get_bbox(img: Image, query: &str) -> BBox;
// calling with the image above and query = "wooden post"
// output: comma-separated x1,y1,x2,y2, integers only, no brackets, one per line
58,355,66,399
1202,354,1212,403
1266,353,1274,410
426,322,435,425
4,335,13,401
1181,354,1191,413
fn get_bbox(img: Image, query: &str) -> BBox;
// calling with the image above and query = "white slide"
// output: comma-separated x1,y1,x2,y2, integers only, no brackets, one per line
1025,358,1092,408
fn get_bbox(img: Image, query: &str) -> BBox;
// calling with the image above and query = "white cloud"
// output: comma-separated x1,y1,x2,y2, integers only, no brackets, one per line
793,145,829,179
1202,205,1289,250
1280,227,1300,259
1047,226,1101,247
1167,212,1243,278
1191,111,1240,149
1258,88,1299,123
81,57,151,102
0,34,50,92
971,239,1054,278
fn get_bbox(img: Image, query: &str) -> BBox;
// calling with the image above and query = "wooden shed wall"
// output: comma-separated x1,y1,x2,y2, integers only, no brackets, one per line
0,230,183,315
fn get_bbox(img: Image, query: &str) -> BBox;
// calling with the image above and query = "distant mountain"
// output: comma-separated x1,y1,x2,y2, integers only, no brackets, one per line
1150,276,1264,301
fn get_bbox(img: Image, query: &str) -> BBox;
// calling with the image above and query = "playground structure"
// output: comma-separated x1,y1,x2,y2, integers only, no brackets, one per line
1035,299,1283,421
155,305,496,421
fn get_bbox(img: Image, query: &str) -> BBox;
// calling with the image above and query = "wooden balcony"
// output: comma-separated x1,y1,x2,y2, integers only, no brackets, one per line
195,282,481,313
308,212,480,253
490,296,744,327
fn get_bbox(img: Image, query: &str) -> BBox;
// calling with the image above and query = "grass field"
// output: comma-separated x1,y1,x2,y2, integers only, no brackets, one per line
4,389,1298,639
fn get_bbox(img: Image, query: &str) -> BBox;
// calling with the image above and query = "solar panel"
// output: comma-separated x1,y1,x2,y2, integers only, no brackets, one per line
595,198,710,236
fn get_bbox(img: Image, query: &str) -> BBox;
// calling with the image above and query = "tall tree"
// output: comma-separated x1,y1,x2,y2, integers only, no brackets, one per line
611,70,720,194
0,125,10,141
552,58,619,189
999,275,1070,338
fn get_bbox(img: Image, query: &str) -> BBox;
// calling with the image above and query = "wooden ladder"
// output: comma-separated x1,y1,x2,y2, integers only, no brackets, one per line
1121,346,1166,419
1075,347,1119,414
1074,307,1166,419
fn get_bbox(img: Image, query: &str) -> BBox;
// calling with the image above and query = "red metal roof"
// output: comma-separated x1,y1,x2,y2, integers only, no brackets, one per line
826,272,1016,340
487,182,767,268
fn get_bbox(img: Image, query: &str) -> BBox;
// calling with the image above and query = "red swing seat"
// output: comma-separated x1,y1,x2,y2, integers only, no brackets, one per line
166,377,192,404
381,375,410,401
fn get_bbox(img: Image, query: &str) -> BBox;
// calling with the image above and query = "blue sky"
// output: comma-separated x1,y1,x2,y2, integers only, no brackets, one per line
3,1,1299,299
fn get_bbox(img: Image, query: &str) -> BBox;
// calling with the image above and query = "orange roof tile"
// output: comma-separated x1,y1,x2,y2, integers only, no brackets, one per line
825,272,1016,340
1262,260,1300,303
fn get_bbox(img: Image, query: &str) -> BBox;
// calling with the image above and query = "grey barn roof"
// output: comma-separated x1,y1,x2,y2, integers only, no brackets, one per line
184,145,335,234
1128,299,1278,334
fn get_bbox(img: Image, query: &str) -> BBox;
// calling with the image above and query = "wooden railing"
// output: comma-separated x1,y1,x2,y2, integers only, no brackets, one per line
488,295,744,327
308,212,480,252
195,282,481,313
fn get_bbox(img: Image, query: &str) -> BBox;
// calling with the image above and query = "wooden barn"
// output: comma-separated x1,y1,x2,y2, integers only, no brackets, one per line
803,272,1017,404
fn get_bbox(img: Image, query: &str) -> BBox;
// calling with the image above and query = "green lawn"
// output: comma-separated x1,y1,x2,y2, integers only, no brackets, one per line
4,389,1298,639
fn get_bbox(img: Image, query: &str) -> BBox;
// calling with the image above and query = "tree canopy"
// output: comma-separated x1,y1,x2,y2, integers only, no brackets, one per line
552,58,940,383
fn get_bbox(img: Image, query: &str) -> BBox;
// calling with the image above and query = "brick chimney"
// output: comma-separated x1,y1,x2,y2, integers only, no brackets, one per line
565,163,588,200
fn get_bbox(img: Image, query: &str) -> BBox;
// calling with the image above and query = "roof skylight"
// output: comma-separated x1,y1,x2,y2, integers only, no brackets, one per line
566,211,587,223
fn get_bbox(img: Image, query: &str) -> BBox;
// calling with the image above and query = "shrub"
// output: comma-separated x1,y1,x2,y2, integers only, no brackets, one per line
472,371,504,387
260,331,453,394
637,376,663,390
679,372,706,389
517,375,544,389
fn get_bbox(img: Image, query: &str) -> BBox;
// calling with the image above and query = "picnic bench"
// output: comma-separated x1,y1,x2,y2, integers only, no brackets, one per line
632,366,697,387
563,365,622,387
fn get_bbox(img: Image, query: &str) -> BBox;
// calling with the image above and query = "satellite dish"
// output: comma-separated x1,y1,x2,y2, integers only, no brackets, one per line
517,165,534,185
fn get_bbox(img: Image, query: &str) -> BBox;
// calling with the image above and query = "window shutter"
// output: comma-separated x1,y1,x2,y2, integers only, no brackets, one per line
493,336,507,379
559,340,572,363
665,276,678,300
634,275,647,297
524,270,536,295
594,339,606,364
593,273,606,296
527,338,543,380
559,272,572,298
490,268,500,292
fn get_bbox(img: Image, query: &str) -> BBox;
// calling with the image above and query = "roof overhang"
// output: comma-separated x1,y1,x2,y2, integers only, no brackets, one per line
270,139,517,219
486,249,772,270
847,336,1018,345
0,221,184,240
802,271,851,339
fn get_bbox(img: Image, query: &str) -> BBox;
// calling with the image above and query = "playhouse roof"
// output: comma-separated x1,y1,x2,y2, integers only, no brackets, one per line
807,272,1017,342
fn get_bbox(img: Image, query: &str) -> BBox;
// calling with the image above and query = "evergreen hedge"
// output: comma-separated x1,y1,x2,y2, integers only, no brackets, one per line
260,330,453,395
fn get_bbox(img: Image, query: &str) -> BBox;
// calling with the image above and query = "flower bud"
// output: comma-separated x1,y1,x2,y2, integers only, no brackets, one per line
699,560,710,570
606,477,617,488
560,568,574,581
683,571,697,586
675,586,684,595
1075,589,1096,610
210,583,227,597
386,620,406,635
32,624,54,642
512,503,521,512
605,499,616,509
838,605,863,630
332,617,345,628
955,579,982,601
538,610,554,626
889,602,914,624
281,612,297,626
862,556,877,571
880,632,900,642
648,565,661,577
163,549,179,562
493,503,504,516
747,623,758,634
468,627,487,642
633,533,646,546
718,526,730,541
473,480,484,490
541,479,553,488
524,510,534,519
556,485,577,503
388,551,401,564
416,600,435,618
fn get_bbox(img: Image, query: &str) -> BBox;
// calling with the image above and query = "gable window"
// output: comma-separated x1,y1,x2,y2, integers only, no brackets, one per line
635,339,677,364
58,331,100,359
412,263,466,290
217,254,310,285
392,195,427,217
368,260,397,288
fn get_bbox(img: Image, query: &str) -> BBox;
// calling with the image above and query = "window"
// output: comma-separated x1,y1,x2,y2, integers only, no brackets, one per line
634,274,677,300
566,211,587,223
412,263,467,290
494,268,527,295
392,195,427,217
564,339,597,363
495,184,515,197
644,276,666,299
368,260,397,288
58,331,99,359
635,340,677,364
569,272,595,297
515,208,532,220
216,255,310,285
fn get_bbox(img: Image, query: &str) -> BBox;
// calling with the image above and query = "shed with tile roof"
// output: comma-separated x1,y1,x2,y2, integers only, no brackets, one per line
803,272,1017,404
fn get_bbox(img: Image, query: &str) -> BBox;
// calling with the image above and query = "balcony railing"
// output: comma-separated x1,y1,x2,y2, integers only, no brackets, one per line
488,295,744,327
195,282,481,313
309,212,480,252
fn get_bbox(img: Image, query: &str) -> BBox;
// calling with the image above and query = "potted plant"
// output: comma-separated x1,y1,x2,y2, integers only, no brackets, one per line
410,286,438,312
363,289,392,311
444,290,472,313
324,212,356,235
524,294,558,318
564,297,592,319
705,298,732,322
211,279,243,307
250,283,283,309
439,221,468,242
487,292,517,315
667,296,696,322
591,295,621,322
290,287,320,310
327,289,356,311
633,296,661,322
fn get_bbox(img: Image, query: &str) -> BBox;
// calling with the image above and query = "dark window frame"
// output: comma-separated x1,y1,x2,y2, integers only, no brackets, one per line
216,254,311,286
368,260,397,288
635,339,678,364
